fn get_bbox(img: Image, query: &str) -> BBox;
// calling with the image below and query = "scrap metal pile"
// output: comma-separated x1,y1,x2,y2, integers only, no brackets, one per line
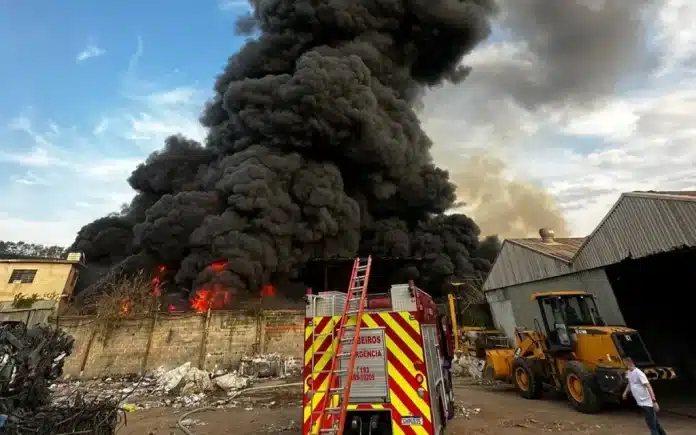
0,322,121,434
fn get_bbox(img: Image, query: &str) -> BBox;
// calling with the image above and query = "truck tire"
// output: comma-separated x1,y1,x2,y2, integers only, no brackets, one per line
564,361,602,414
511,357,543,399
438,397,448,429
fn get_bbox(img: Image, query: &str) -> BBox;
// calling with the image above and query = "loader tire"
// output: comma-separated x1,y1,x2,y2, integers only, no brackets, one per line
564,361,602,414
511,357,543,400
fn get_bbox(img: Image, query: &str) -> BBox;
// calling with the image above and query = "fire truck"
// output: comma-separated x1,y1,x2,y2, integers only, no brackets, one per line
302,257,456,435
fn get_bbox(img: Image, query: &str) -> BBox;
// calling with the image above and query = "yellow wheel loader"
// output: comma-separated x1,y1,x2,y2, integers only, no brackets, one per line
484,291,677,413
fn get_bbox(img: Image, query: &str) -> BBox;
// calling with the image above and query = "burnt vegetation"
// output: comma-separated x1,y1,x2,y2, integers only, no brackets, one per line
70,0,501,300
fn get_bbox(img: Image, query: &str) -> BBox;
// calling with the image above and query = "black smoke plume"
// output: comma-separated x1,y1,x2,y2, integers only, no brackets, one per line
71,0,500,298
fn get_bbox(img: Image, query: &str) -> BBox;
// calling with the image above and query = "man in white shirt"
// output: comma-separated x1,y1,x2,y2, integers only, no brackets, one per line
622,357,668,435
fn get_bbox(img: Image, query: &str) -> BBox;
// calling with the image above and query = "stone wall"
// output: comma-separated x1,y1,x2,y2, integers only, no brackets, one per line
56,309,304,378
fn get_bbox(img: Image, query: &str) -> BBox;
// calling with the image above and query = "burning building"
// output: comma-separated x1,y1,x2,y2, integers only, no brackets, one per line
69,0,501,308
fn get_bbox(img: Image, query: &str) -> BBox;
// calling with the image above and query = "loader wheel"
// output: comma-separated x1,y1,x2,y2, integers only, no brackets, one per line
511,358,542,400
564,362,602,414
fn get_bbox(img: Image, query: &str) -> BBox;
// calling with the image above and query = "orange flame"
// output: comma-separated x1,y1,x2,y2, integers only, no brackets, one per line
152,265,167,296
260,283,276,298
209,261,227,273
190,283,232,312
120,297,131,315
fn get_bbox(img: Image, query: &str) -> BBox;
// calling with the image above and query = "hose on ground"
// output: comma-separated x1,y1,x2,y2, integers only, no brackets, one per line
176,382,303,435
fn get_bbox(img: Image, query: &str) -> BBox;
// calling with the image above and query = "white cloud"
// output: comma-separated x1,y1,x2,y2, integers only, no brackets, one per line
218,0,252,12
1,40,209,246
93,117,109,136
12,171,50,186
139,87,203,106
76,44,106,62
0,147,64,168
0,213,78,246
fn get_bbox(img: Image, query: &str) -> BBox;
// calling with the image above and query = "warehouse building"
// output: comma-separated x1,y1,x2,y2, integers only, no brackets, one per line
483,191,696,382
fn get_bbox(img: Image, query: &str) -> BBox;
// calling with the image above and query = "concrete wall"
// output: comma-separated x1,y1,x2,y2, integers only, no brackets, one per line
485,268,625,342
56,309,304,378
0,302,55,326
0,262,77,301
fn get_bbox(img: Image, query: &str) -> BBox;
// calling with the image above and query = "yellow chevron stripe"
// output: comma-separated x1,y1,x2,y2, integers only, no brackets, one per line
304,321,312,340
305,376,341,433
378,312,423,361
303,317,337,368
389,389,429,435
304,316,349,430
361,313,379,328
304,374,326,423
387,360,430,420
393,423,406,435
382,329,429,393
397,312,422,338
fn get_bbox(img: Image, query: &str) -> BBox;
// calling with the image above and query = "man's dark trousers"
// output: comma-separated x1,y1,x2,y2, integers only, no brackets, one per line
640,406,667,435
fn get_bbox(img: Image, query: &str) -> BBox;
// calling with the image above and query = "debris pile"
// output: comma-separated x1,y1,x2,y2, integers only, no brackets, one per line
239,353,301,379
451,353,486,379
0,322,121,434
53,353,301,411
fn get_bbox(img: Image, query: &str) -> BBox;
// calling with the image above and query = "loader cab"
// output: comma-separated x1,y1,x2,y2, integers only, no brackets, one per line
532,292,605,353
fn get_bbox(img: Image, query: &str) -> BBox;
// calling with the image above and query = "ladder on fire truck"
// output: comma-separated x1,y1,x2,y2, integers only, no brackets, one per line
309,256,373,434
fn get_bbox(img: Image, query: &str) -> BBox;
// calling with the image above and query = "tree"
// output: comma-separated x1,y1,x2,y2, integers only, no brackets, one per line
0,241,66,259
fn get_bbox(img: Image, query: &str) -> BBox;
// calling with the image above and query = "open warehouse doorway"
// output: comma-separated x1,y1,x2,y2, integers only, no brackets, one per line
606,247,696,393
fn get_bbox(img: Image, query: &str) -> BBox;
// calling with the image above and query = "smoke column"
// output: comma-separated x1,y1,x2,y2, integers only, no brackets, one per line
70,0,500,297
422,0,653,238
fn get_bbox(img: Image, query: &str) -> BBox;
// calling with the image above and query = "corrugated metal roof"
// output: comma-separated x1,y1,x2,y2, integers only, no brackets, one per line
633,190,696,199
572,192,696,270
482,241,574,291
507,237,585,262
484,190,696,291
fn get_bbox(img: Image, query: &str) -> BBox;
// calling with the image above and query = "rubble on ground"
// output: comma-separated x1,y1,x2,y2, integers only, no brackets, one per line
451,353,486,379
262,419,300,433
179,418,207,428
457,405,482,419
239,353,301,378
213,372,250,390
52,353,301,411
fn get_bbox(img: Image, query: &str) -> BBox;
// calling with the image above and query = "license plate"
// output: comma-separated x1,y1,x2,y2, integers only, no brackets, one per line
401,416,423,426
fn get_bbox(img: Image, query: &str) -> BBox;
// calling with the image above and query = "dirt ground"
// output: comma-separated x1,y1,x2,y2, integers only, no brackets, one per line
119,379,696,434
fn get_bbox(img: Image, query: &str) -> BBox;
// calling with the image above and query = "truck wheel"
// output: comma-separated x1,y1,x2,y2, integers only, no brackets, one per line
564,362,602,414
511,357,543,399
438,397,448,428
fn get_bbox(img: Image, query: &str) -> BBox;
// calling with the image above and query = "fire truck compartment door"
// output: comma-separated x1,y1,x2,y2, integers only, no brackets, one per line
340,328,389,402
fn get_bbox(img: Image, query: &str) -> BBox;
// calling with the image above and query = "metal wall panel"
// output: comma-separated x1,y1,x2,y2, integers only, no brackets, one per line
489,268,624,343
483,242,573,291
487,298,518,340
574,196,696,271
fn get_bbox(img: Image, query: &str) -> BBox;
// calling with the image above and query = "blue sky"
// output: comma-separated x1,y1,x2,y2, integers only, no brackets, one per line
0,0,251,245
1,0,695,246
